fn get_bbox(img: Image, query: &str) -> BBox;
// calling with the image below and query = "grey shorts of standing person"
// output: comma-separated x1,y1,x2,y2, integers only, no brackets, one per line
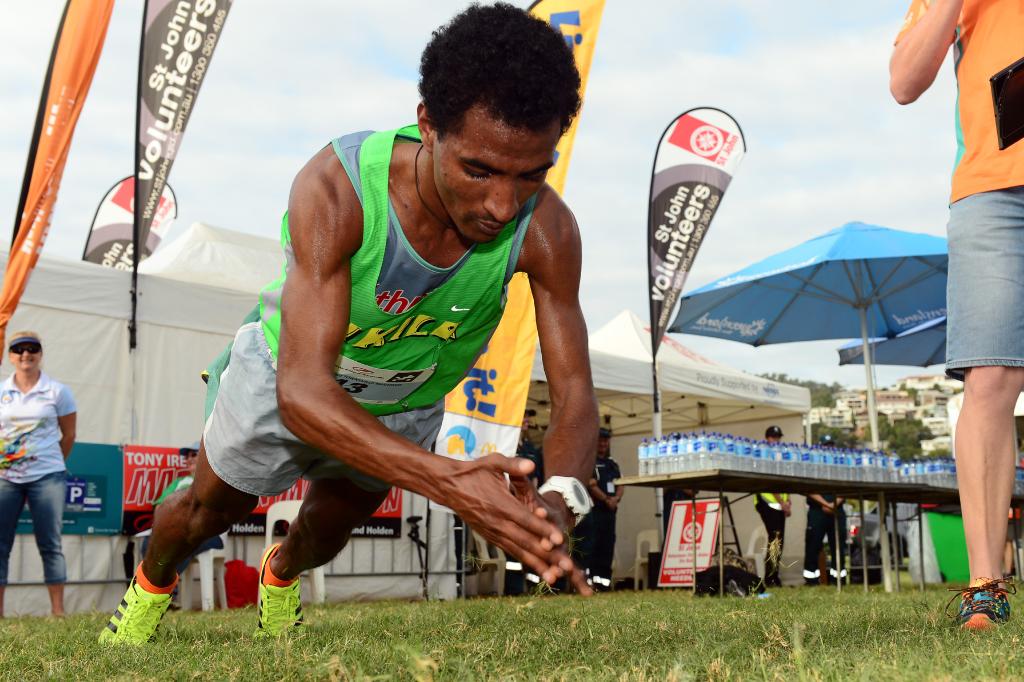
946,186,1024,380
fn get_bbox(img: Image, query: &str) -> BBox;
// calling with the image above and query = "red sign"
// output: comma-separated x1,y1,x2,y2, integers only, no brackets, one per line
121,443,405,538
668,115,737,165
254,479,311,514
658,500,720,587
351,487,403,538
122,445,191,534
230,481,404,538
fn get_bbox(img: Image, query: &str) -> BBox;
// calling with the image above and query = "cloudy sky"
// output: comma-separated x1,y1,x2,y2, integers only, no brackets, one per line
1,0,956,389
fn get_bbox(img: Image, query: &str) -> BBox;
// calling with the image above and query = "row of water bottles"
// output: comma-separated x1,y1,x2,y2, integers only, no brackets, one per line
639,431,922,485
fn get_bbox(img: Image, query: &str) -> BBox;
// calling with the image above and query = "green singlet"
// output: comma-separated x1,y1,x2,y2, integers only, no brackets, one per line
257,125,535,416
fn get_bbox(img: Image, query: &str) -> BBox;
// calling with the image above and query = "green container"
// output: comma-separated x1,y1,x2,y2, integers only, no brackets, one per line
926,512,970,583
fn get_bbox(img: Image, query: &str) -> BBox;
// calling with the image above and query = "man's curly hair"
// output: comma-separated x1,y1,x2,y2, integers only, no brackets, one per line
419,3,582,137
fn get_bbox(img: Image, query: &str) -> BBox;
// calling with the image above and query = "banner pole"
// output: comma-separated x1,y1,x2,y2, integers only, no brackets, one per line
13,1,70,246
130,1,147,351
652,360,664,542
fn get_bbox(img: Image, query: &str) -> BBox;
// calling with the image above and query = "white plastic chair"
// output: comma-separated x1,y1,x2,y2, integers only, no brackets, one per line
745,525,769,579
633,529,660,590
179,536,228,611
264,500,326,604
465,529,505,596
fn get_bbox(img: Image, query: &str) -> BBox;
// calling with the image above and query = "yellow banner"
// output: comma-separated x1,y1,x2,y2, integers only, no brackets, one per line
440,0,605,455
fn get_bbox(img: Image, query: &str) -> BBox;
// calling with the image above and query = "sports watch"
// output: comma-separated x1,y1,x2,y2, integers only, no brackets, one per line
538,476,593,524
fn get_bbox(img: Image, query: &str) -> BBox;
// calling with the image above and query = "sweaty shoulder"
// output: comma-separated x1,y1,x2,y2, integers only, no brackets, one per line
287,145,364,266
515,184,581,277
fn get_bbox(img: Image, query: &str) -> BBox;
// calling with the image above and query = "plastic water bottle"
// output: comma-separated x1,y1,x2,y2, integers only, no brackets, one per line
637,438,648,476
722,434,736,471
750,439,763,473
675,432,689,472
706,432,719,468
738,437,753,473
889,456,903,485
653,435,666,475
693,431,707,470
795,443,809,478
781,443,795,477
820,448,832,481
644,437,656,476
770,442,784,476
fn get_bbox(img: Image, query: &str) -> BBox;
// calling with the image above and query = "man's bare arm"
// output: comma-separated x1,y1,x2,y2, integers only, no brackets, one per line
890,0,962,104
520,189,599,491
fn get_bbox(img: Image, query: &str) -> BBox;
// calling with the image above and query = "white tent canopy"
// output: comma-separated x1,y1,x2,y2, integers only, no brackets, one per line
139,221,282,293
530,310,810,435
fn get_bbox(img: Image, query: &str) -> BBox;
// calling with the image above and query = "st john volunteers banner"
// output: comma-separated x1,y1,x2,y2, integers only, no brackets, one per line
435,0,605,464
648,108,745,357
0,0,114,350
83,176,177,268
135,0,232,252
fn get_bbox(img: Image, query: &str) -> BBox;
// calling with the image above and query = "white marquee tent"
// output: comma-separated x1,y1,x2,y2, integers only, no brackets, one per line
2,223,455,615
529,309,811,434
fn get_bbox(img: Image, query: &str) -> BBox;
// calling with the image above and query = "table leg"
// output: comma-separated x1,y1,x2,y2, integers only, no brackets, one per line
692,490,697,596
917,503,925,592
718,486,725,598
834,504,841,594
892,502,902,593
859,497,868,593
879,492,893,593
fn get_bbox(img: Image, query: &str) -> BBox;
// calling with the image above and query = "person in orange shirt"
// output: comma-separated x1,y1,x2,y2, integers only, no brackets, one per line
891,0,1024,631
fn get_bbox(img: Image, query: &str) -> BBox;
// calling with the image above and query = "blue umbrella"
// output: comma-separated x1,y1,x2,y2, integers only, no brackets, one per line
669,222,947,447
837,316,946,367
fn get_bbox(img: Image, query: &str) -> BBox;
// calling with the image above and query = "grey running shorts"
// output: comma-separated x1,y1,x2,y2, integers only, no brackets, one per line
203,321,444,496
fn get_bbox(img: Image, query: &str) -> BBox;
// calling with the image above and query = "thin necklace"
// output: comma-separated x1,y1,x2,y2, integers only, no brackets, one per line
415,144,456,229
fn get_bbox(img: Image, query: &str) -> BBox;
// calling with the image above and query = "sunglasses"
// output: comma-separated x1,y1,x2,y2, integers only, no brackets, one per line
9,344,41,355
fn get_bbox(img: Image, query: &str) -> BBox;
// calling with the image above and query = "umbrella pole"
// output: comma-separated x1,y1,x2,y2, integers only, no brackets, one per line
858,307,881,450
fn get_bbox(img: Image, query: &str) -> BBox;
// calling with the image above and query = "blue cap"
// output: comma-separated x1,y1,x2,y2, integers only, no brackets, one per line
179,440,201,455
8,335,41,349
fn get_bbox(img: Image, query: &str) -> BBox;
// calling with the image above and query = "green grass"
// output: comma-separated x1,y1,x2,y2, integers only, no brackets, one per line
2,587,1024,680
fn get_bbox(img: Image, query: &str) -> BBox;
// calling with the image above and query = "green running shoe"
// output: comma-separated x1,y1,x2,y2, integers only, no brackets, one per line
98,577,172,645
254,543,303,637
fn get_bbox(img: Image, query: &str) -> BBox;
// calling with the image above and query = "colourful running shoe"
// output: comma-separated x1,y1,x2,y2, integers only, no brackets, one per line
947,578,1014,631
98,577,173,645
254,543,303,637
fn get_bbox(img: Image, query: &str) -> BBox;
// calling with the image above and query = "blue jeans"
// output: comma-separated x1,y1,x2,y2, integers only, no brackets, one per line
0,471,67,586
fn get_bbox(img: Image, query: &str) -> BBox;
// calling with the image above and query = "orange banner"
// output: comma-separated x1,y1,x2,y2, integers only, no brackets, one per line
1,0,114,349
437,0,605,460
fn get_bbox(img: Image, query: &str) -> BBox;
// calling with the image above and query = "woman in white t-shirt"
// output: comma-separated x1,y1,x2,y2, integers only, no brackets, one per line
0,331,77,617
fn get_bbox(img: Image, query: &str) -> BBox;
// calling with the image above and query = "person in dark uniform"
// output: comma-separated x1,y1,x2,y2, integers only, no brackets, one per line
516,409,544,486
803,435,847,585
507,409,544,594
754,425,790,587
579,427,622,591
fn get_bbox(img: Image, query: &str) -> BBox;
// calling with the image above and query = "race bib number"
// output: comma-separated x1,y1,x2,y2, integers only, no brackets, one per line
333,355,435,405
